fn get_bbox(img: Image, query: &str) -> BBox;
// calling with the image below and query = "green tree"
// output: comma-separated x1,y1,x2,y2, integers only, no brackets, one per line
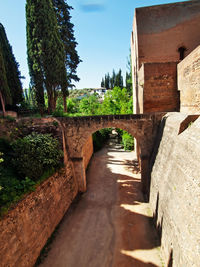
101,77,105,88
26,0,67,113
101,86,132,115
110,69,116,89
115,69,123,88
0,23,23,111
79,94,100,115
52,0,81,112
104,73,110,89
0,47,10,116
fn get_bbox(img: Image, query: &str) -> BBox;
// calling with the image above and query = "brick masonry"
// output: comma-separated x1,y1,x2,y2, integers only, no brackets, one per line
149,112,200,266
142,62,179,113
131,0,200,114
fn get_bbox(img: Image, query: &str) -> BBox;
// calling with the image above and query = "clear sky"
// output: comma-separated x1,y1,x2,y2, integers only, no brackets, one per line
0,0,185,89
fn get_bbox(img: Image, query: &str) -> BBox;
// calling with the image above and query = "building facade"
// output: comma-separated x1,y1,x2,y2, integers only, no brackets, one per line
131,0,200,114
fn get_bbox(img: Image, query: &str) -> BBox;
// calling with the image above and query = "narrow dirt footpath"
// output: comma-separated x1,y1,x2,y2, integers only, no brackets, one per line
39,140,162,267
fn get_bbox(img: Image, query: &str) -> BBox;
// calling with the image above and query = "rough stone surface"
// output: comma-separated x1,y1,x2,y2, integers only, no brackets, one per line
149,112,200,267
135,0,200,67
58,114,164,194
82,136,93,169
178,45,200,113
0,164,78,267
39,143,162,267
131,0,200,114
140,62,179,113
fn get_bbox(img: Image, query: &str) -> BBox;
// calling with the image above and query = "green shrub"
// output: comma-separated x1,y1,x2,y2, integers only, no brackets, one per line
0,152,3,163
122,132,134,151
92,128,112,151
52,108,64,117
0,165,36,216
11,133,63,181
116,129,134,151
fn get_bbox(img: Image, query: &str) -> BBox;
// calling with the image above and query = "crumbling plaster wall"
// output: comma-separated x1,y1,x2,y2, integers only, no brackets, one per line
136,0,200,67
143,62,179,113
149,112,200,266
178,44,200,113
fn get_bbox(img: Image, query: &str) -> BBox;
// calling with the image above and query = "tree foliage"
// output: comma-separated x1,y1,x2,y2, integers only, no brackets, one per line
101,69,124,89
12,133,63,181
52,0,81,111
101,87,132,115
79,94,100,115
0,23,23,112
26,0,67,113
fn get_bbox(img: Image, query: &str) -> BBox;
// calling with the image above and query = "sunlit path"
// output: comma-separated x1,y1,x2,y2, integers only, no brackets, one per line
39,140,162,267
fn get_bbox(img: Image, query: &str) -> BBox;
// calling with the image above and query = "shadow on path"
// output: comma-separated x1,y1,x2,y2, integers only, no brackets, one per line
38,143,162,267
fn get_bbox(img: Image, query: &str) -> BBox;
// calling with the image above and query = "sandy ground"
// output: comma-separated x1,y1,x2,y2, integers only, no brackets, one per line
39,140,163,267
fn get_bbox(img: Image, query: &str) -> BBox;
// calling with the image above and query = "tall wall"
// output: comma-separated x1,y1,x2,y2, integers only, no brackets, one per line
136,0,200,67
149,113,200,266
135,62,179,113
143,62,179,113
131,0,200,114
0,117,94,267
0,165,78,267
178,45,200,113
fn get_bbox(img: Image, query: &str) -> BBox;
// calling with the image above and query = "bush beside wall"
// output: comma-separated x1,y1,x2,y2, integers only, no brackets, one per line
0,162,78,267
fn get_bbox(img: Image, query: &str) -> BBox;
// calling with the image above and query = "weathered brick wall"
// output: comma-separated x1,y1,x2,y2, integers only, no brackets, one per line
150,113,200,266
82,136,93,169
143,62,179,113
178,45,200,113
135,1,200,67
0,164,78,267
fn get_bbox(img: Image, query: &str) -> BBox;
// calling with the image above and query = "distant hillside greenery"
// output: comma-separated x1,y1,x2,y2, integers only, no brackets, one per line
53,86,132,116
52,85,134,151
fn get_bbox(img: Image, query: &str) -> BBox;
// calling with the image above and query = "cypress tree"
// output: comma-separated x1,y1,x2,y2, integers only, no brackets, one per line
0,23,23,109
26,0,67,113
101,78,105,88
0,47,10,116
110,69,116,89
52,0,81,112
115,69,123,88
104,73,110,89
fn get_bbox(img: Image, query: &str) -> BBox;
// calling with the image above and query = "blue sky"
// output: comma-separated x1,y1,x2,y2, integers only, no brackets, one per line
0,0,185,89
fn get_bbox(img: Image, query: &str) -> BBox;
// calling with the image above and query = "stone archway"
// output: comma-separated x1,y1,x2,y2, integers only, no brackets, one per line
57,113,164,195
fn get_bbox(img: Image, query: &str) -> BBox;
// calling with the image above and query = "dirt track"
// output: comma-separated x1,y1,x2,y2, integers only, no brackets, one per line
39,141,162,267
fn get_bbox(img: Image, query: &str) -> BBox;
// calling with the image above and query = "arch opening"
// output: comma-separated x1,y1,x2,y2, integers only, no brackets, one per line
80,127,139,191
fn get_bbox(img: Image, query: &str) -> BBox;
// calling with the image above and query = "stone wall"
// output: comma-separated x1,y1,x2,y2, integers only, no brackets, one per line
0,163,78,267
135,0,200,67
131,0,200,115
82,136,93,169
178,45,200,113
143,62,179,113
149,113,200,266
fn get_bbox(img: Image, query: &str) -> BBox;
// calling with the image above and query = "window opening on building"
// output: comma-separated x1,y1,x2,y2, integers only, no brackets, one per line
178,47,186,60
